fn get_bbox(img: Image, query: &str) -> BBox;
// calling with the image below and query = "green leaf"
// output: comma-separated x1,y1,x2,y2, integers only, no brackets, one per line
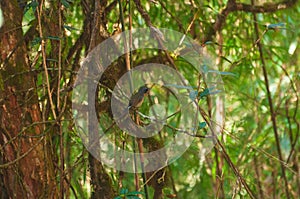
219,71,237,77
207,70,238,77
221,56,232,64
198,87,222,99
0,8,3,28
199,88,210,98
61,0,70,8
64,25,79,31
202,65,209,73
164,84,193,90
24,0,39,13
31,37,41,46
199,122,206,129
120,188,128,195
204,41,214,45
71,177,86,199
46,58,58,63
47,36,61,41
208,90,222,95
127,196,141,199
83,163,86,182
266,22,285,30
127,191,144,195
189,90,198,101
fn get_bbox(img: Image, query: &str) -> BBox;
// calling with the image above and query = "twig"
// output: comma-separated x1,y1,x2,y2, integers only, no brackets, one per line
216,139,256,198
58,2,64,198
133,0,178,71
36,0,57,120
203,0,299,43
0,137,44,168
156,0,185,32
254,155,265,199
251,1,291,197
134,113,149,199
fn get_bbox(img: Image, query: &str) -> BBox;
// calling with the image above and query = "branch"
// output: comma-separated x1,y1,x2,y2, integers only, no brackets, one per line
133,0,179,71
235,0,298,13
251,0,291,197
216,139,256,199
133,0,153,26
0,137,44,168
203,0,298,42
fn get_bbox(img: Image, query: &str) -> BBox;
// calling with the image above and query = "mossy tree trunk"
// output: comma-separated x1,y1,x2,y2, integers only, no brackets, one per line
0,1,57,198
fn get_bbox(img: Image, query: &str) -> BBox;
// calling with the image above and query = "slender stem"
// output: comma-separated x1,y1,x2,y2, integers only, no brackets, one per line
58,2,64,198
132,136,139,190
135,113,149,199
36,0,57,120
216,139,256,199
254,155,264,199
251,1,290,198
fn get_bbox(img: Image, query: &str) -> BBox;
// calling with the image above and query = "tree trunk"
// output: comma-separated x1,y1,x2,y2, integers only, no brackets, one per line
0,1,55,198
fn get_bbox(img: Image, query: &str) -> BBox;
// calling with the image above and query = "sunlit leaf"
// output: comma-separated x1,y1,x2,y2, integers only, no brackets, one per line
47,36,61,41
64,25,79,31
61,0,70,8
266,22,285,30
199,88,210,98
24,0,39,13
221,56,232,64
120,188,128,194
127,191,144,195
0,8,3,28
164,84,193,90
202,65,209,73
189,90,198,100
31,37,41,46
199,122,206,129
207,70,238,77
46,58,58,62
204,41,214,45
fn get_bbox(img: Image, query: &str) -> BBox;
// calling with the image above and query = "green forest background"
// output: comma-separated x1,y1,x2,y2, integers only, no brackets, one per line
0,0,299,198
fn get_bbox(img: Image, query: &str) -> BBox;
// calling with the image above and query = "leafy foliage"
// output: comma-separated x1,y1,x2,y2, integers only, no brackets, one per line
0,0,299,198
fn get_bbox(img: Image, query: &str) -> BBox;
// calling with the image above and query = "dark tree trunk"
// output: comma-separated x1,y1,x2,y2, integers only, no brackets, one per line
0,1,56,198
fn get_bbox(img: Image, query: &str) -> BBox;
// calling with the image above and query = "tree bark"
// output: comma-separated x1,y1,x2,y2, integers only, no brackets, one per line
0,1,55,198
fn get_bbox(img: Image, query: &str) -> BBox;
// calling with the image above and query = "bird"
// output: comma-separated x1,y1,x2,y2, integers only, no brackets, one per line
128,86,150,110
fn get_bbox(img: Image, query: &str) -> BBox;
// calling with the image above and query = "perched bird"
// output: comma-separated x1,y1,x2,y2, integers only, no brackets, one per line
128,86,150,109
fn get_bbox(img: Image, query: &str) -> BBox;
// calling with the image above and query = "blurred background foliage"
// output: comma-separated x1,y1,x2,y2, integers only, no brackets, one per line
0,0,299,198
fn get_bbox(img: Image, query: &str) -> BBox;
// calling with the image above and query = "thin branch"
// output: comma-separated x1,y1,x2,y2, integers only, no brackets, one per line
36,0,57,119
251,1,291,197
156,0,185,32
58,2,64,198
216,139,256,199
105,0,118,14
203,0,298,42
234,0,298,13
254,155,265,199
0,137,44,168
133,0,178,70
